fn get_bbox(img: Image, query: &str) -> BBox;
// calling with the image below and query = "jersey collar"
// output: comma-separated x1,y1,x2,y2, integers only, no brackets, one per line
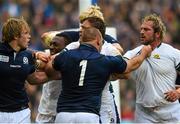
79,43,98,52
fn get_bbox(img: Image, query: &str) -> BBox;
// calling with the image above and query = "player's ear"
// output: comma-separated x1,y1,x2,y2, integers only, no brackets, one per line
14,36,18,40
96,35,101,46
155,32,160,39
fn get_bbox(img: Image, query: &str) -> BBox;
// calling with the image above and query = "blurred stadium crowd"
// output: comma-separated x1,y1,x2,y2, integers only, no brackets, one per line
0,0,180,122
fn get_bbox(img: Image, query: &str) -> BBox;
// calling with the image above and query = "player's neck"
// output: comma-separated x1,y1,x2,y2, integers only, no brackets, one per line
9,40,21,52
150,40,161,50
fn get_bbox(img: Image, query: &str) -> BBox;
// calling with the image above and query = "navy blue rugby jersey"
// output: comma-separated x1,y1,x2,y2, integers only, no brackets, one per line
0,42,35,112
53,44,127,115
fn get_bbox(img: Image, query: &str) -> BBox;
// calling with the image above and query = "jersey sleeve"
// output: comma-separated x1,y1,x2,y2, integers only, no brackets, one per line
60,31,80,43
53,52,66,71
104,34,118,43
108,55,127,74
123,45,143,59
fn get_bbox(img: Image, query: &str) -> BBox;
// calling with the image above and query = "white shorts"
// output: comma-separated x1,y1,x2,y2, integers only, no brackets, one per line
55,112,100,123
0,108,31,123
135,102,180,123
100,99,117,123
100,81,119,123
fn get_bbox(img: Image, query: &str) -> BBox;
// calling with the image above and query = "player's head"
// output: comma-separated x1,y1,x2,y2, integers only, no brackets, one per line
79,5,106,39
140,13,166,45
80,27,103,52
2,17,30,43
50,32,72,55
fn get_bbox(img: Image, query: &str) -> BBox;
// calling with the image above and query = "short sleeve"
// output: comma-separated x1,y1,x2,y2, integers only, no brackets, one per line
108,55,127,74
123,45,143,59
53,52,65,71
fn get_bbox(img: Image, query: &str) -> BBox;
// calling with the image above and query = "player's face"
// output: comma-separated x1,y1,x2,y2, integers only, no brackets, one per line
50,36,66,55
17,27,31,50
80,20,92,38
140,21,156,45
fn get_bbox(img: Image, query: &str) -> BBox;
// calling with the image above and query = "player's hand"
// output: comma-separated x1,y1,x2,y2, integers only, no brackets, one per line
112,43,124,55
164,90,180,102
141,45,153,58
35,51,50,63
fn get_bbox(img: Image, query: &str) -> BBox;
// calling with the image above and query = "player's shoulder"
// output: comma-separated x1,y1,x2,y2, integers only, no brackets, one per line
161,43,177,50
161,43,180,54
123,45,143,59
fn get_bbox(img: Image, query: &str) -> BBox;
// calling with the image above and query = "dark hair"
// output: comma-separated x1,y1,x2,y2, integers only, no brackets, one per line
81,17,106,38
55,31,79,45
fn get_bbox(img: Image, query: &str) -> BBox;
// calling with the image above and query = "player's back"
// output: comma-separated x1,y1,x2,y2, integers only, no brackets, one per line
53,44,126,115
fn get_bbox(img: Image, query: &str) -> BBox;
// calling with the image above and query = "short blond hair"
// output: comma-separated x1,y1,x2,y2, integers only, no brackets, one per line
2,17,30,43
79,5,104,22
142,14,166,41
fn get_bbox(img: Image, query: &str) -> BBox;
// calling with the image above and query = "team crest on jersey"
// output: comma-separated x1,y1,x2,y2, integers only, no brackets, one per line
0,55,9,62
23,57,29,64
153,54,160,59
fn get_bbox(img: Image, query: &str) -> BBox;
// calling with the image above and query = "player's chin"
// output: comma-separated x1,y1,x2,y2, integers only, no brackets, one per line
141,40,148,45
23,43,29,49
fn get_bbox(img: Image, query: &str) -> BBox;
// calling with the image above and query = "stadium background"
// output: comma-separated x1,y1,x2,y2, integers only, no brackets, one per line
0,0,180,122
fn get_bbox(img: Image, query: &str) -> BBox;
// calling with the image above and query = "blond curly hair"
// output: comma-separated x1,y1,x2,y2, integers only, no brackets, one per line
142,13,166,41
79,5,104,22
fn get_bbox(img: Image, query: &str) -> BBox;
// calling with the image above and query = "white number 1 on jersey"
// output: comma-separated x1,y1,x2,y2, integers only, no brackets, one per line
79,60,87,86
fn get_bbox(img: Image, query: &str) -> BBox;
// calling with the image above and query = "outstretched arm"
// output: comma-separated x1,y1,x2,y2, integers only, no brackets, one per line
124,45,152,73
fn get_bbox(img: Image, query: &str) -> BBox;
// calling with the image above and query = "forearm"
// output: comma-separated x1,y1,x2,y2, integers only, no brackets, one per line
109,73,130,81
27,71,49,85
125,54,145,73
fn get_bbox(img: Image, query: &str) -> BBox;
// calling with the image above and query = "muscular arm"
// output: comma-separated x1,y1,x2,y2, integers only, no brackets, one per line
36,54,61,81
27,71,49,85
124,45,152,73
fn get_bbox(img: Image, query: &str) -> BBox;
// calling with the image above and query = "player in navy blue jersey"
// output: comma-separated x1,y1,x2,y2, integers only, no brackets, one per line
40,5,123,123
36,27,153,123
0,17,50,123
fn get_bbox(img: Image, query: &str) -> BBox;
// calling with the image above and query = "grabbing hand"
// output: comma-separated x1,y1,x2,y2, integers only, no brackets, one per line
141,45,153,58
112,43,124,55
35,51,50,63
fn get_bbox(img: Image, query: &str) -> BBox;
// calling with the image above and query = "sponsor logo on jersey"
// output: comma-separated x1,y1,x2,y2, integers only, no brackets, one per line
153,54,160,59
0,55,9,62
23,57,29,64
10,65,21,68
